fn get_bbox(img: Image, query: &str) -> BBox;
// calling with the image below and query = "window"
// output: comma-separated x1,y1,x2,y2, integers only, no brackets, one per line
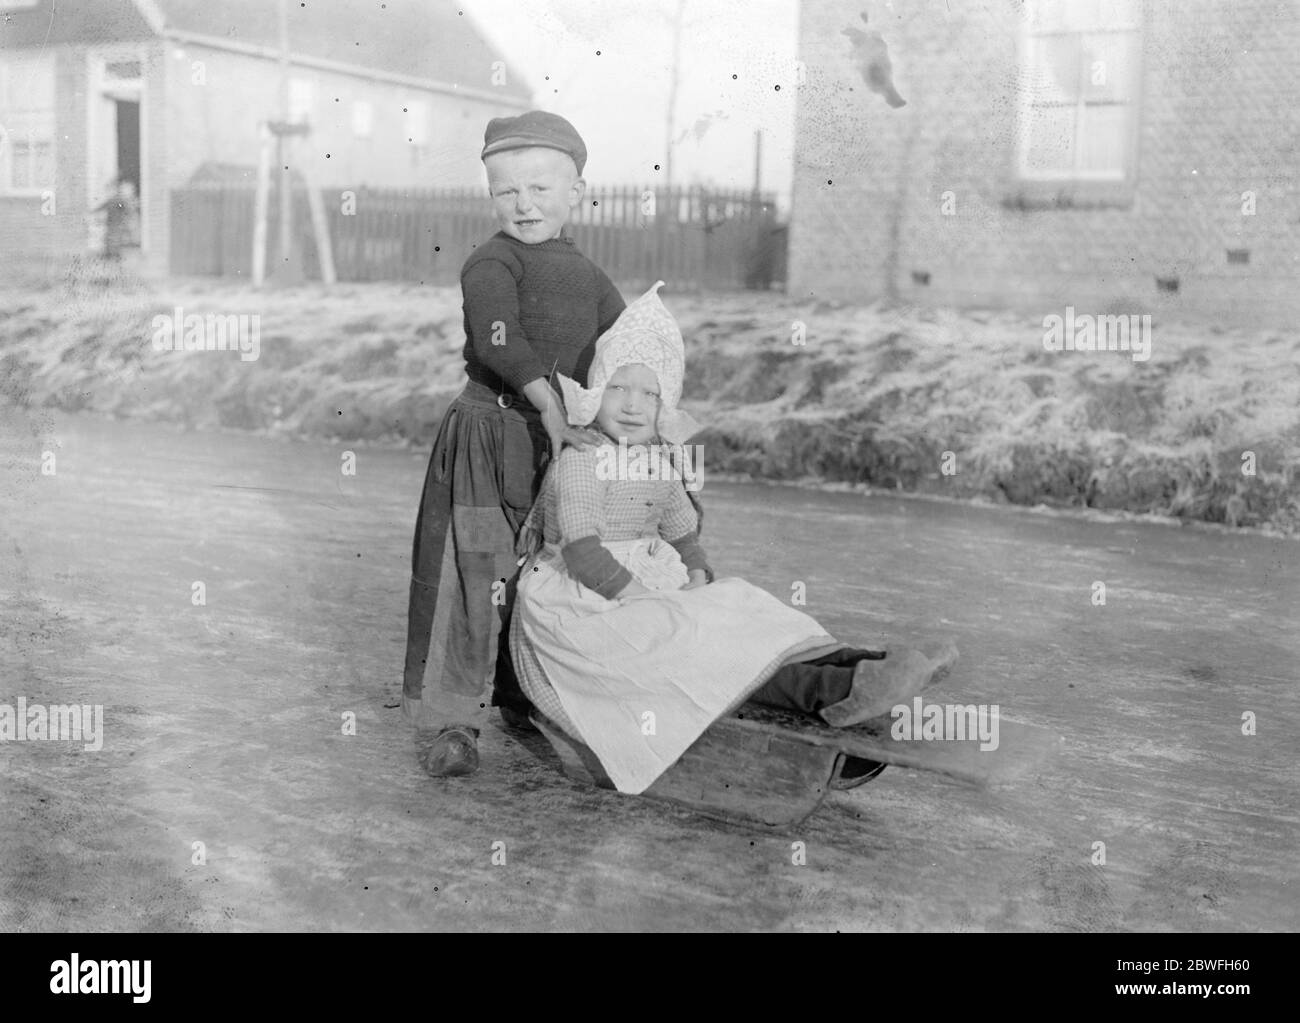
287,76,314,124
403,99,429,147
8,135,54,189
351,99,373,139
0,50,56,193
105,60,142,81
1018,0,1141,188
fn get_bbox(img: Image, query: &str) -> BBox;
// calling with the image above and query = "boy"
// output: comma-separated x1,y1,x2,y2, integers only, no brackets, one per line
403,111,626,777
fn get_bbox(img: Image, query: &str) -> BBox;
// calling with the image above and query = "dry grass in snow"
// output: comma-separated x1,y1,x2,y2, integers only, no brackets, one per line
2,265,1296,532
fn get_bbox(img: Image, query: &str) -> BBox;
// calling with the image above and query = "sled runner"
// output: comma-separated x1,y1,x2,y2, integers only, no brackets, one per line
531,702,1063,829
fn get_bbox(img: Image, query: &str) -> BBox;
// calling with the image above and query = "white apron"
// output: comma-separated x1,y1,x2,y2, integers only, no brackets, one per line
514,537,838,794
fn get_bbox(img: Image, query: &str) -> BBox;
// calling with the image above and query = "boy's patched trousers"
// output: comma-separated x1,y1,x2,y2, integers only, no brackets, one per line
403,381,548,731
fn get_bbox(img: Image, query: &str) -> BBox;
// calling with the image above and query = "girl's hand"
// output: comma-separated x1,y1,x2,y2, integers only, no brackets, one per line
681,570,709,591
615,579,653,601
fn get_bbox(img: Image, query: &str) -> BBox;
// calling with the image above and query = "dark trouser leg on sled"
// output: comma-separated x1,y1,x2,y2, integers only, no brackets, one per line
750,642,959,726
749,647,883,714
748,648,889,787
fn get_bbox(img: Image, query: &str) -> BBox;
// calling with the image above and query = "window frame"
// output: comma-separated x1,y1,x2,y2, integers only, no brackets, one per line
84,44,149,253
403,98,430,148
1008,0,1145,209
287,76,315,125
0,49,57,197
351,99,373,139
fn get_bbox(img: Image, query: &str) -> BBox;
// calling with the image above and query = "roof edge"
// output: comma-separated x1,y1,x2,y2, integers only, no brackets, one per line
164,27,533,108
457,5,536,110
129,0,167,34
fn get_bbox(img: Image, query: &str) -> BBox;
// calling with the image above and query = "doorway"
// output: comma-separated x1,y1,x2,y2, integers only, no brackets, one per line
87,51,145,256
115,98,140,194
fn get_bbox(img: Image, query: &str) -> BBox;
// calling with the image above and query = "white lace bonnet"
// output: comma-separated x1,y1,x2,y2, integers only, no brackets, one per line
556,280,700,445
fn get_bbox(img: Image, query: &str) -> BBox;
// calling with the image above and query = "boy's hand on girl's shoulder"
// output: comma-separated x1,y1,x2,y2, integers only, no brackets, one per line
547,426,603,455
537,396,604,456
546,421,606,455
561,426,608,451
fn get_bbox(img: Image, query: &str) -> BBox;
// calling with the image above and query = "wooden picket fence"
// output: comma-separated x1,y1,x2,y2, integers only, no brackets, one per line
169,184,786,290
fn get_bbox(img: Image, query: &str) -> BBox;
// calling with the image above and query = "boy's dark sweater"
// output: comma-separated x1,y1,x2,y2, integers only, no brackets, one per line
461,232,625,396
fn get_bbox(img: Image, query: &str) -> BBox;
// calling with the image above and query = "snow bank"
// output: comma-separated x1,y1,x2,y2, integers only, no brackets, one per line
2,266,1296,532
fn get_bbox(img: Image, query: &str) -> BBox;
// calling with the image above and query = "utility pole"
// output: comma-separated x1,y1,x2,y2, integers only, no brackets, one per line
663,0,686,190
255,0,330,286
275,0,303,282
753,129,762,196
278,0,290,264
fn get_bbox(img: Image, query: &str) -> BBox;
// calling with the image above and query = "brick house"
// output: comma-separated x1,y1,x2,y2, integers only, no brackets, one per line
789,0,1300,326
0,0,530,275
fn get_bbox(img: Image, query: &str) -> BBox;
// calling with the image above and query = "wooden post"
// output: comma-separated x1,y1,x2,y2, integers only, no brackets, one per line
252,125,272,286
276,0,293,275
301,161,336,284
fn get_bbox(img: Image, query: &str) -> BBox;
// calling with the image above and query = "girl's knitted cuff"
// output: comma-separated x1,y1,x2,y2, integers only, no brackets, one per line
561,535,634,599
667,532,712,578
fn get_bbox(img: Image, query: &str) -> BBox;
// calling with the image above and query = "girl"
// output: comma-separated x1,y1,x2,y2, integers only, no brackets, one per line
509,282,957,795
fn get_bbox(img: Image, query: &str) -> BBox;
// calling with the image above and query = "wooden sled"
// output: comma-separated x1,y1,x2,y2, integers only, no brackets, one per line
532,702,1063,829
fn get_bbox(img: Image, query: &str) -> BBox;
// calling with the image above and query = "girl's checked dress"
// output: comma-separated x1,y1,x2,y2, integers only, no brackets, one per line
510,444,842,794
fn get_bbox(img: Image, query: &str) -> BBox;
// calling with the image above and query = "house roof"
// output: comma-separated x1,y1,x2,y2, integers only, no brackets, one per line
154,0,531,101
1,0,532,103
0,0,155,45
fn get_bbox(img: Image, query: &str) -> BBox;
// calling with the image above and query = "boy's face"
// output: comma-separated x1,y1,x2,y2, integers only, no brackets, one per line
484,147,584,243
596,363,660,445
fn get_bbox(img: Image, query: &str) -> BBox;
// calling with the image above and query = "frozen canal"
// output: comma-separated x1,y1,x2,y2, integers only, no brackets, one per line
1,413,1296,931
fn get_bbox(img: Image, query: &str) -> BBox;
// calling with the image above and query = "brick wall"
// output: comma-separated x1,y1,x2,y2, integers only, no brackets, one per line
2,34,525,277
790,0,1300,327
2,40,172,278
158,44,525,273
163,43,517,193
0,48,89,278
143,39,169,270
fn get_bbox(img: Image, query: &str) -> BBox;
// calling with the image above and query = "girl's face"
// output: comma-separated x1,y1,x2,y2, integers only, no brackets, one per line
595,363,660,445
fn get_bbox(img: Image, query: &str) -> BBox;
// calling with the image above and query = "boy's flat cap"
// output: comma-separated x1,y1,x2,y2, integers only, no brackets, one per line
481,110,587,174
